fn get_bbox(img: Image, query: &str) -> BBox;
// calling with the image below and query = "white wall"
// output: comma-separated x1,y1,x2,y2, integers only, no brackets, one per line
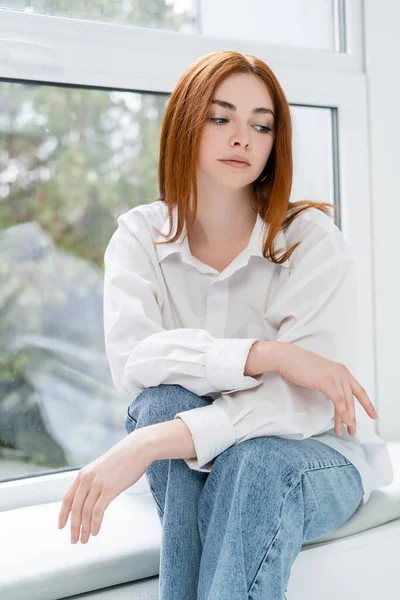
363,0,400,438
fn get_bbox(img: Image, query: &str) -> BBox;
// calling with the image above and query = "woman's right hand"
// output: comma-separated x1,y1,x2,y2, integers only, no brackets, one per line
273,341,379,436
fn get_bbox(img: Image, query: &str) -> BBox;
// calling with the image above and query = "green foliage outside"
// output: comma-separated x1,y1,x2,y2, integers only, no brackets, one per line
0,0,195,477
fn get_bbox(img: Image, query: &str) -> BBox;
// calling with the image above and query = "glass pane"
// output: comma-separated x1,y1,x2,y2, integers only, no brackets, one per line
0,82,337,482
0,81,169,481
2,1,342,50
290,105,336,217
198,0,338,51
0,0,198,34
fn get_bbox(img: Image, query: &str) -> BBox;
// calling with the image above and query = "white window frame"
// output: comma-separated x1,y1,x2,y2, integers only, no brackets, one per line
0,1,380,510
362,0,400,442
0,2,363,91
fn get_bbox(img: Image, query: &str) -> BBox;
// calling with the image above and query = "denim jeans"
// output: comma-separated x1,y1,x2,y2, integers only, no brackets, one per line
124,384,364,600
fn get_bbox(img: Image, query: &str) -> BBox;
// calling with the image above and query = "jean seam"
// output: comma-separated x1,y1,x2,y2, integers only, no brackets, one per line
126,404,137,423
302,459,352,473
145,473,165,517
248,461,360,596
150,488,165,517
124,414,137,432
248,471,304,596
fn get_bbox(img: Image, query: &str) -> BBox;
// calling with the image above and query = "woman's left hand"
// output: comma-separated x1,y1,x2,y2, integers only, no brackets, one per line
57,429,153,544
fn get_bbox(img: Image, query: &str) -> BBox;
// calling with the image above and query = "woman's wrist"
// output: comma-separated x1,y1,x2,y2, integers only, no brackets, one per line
140,418,197,463
244,340,282,376
271,340,290,375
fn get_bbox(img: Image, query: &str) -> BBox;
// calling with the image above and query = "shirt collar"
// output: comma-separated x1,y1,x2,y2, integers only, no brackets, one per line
154,203,290,274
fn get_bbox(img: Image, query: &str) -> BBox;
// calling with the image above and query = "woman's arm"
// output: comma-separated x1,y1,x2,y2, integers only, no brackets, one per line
144,341,279,463
144,418,198,462
144,336,378,464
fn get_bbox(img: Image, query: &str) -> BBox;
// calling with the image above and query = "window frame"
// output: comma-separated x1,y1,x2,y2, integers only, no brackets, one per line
0,1,363,91
0,0,381,507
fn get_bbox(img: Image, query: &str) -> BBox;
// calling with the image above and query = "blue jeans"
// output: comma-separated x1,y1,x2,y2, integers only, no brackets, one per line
124,384,364,600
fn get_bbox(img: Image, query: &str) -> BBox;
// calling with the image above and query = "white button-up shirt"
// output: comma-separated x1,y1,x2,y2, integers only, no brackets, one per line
103,200,393,505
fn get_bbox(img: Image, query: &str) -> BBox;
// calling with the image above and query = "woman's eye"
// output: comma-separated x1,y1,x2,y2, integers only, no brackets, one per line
209,118,272,133
254,125,272,133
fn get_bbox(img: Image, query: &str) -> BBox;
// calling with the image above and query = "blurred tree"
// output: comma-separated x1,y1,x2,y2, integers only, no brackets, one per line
0,84,168,266
0,0,195,473
5,0,197,32
0,0,197,266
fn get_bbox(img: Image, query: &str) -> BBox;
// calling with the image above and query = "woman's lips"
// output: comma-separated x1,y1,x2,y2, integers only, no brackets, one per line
219,159,250,168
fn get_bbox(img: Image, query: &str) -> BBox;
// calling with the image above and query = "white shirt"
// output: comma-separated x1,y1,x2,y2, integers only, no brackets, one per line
103,200,393,506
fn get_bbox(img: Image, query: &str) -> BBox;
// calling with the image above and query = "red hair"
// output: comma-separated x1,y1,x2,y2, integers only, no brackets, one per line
153,50,338,264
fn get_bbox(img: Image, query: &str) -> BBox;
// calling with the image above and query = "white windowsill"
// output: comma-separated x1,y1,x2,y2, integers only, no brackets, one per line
1,486,161,600
0,468,151,512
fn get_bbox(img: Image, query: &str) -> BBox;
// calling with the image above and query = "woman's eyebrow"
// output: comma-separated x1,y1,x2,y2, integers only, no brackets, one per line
211,98,275,118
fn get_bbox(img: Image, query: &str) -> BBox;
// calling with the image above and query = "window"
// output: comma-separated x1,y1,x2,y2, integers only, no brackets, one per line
0,0,198,34
291,105,337,218
0,81,169,480
0,82,341,482
0,0,376,503
199,0,344,52
1,0,346,52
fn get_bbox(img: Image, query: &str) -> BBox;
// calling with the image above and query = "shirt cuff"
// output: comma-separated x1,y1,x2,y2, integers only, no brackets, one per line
174,403,236,470
205,337,261,391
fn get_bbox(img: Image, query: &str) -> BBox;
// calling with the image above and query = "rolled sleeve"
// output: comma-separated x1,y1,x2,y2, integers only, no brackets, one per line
206,337,262,391
174,404,236,471
173,217,360,471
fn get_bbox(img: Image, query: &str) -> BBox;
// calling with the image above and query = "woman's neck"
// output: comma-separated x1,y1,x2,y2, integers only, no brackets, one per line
187,194,258,249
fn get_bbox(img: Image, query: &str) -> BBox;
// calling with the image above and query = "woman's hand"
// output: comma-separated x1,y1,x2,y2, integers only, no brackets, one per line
57,430,152,544
274,342,379,436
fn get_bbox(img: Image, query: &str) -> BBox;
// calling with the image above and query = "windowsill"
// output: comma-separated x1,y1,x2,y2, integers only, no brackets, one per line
0,475,161,600
0,467,150,512
3,482,400,600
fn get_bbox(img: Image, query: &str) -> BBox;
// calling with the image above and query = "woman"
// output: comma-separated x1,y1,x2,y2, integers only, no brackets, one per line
58,51,393,599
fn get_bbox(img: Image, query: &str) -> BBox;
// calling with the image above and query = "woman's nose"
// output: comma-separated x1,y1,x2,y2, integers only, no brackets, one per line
230,124,250,147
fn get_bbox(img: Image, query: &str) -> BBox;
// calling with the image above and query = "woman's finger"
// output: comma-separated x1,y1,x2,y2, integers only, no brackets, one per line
58,475,81,530
80,485,102,544
331,376,353,431
328,380,348,426
349,373,379,420
90,492,113,537
70,477,91,544
334,410,344,436
342,378,356,435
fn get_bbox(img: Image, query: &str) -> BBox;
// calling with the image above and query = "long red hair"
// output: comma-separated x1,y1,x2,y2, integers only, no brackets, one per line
153,50,338,264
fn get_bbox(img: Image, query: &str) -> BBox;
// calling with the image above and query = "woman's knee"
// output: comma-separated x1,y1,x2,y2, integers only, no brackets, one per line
209,437,301,498
126,384,213,429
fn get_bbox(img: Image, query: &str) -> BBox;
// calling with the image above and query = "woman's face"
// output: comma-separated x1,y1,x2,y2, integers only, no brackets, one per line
197,73,276,189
